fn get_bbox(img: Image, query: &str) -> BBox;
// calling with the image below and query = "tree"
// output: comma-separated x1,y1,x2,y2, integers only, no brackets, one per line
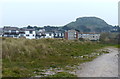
27,25,33,29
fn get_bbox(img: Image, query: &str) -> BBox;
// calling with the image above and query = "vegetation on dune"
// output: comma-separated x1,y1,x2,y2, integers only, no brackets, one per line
2,37,109,77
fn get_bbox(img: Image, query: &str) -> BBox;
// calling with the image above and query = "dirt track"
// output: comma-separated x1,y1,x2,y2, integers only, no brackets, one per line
76,47,118,77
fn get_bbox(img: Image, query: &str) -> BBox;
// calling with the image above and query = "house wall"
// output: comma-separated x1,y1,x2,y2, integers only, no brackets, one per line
18,33,25,38
25,31,36,39
3,30,20,38
0,34,2,37
64,32,68,40
64,30,78,40
68,32,75,40
79,34,100,41
45,33,54,38
54,32,64,38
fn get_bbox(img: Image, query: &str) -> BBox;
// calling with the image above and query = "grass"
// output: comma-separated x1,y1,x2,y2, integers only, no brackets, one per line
114,44,120,48
2,37,108,77
48,72,77,77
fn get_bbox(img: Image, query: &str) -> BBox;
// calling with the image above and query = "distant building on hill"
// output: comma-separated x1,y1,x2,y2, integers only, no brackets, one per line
111,26,120,32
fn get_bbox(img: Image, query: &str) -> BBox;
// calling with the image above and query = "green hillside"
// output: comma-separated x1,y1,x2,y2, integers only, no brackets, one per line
62,17,113,32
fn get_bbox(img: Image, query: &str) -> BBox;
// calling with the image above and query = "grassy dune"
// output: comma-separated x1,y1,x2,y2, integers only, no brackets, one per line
2,37,107,77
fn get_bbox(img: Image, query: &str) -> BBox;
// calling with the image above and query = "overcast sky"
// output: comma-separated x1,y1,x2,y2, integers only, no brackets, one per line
0,0,119,27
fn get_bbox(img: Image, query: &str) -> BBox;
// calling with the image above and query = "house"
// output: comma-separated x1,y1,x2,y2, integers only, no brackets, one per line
0,28,3,37
1,26,100,40
2,26,36,39
18,28,26,38
2,26,19,38
78,33,100,41
64,30,100,41
64,30,78,40
44,32,54,38
24,28,36,39
54,31,64,38
36,28,46,39
111,26,120,32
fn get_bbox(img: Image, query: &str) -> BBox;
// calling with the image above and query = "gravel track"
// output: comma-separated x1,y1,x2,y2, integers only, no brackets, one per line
76,47,119,77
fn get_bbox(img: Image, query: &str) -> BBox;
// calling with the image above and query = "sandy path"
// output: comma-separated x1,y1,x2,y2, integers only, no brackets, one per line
76,47,119,77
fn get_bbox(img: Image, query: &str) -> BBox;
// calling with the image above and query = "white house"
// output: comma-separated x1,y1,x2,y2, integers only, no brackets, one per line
24,29,36,39
54,32,64,38
78,33,100,41
44,32,54,38
3,26,20,38
36,29,46,39
0,28,3,37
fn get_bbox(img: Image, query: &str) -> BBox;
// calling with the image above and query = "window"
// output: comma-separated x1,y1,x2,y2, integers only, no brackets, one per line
55,33,57,36
61,33,63,36
49,33,51,36
11,30,16,33
20,34,24,37
26,34,29,36
57,33,59,36
14,35,18,37
29,31,33,34
4,30,9,33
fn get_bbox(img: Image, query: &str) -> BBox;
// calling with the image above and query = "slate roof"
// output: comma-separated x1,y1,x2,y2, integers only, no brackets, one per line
3,26,19,31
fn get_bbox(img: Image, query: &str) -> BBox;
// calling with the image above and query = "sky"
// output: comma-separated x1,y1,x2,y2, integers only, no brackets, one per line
0,0,119,27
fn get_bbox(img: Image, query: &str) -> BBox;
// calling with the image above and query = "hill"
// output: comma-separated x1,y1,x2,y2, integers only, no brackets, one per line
62,17,113,32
